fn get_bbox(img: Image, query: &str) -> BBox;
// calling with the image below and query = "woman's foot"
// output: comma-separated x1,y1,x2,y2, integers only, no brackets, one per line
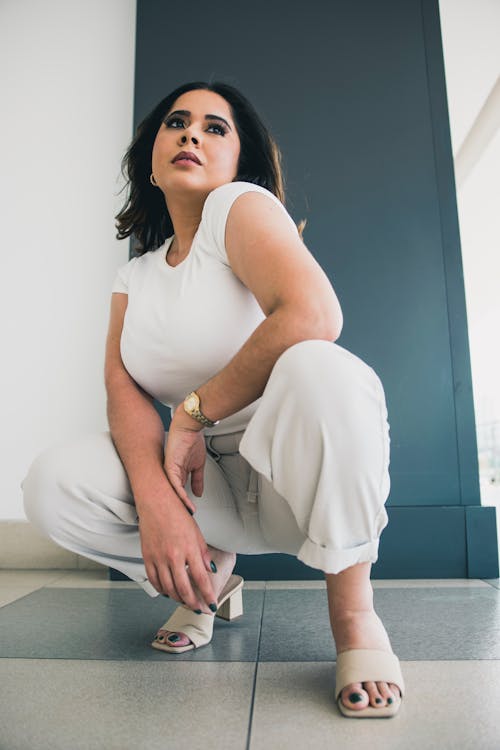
326,562,401,713
154,548,237,649
332,607,402,711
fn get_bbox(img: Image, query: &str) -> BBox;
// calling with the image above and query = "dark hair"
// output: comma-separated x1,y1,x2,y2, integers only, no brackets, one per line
115,80,306,255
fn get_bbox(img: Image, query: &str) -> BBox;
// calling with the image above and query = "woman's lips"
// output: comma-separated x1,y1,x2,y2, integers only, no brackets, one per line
173,158,200,166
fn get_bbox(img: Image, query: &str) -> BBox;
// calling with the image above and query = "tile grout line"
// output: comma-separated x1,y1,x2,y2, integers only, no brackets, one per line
245,582,267,750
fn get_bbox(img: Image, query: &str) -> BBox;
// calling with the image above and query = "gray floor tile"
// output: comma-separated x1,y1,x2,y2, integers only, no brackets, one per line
258,587,500,661
0,586,47,608
0,588,263,662
371,578,491,588
0,659,254,750
0,570,67,587
483,578,500,589
250,661,500,750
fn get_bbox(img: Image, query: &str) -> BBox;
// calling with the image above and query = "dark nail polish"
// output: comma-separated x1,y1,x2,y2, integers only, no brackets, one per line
349,693,363,703
168,634,180,643
375,698,382,704
387,697,393,704
210,560,217,573
194,609,202,614
209,602,217,612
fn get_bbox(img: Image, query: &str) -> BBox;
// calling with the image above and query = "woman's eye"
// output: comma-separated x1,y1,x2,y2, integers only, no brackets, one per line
164,117,227,136
165,117,184,128
207,123,227,136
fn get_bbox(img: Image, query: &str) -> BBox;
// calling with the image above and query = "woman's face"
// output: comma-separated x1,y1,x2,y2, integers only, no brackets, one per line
151,88,241,198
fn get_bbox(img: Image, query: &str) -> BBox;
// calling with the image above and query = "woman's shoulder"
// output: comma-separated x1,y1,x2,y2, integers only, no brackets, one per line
203,180,280,215
111,244,167,293
199,181,294,268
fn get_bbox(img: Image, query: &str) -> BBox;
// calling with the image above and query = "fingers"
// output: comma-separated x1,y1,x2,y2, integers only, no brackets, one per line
170,557,216,614
190,466,204,497
146,561,181,601
168,473,197,514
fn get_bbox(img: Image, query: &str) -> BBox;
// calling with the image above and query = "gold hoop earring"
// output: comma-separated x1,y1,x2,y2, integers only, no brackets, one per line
150,173,158,187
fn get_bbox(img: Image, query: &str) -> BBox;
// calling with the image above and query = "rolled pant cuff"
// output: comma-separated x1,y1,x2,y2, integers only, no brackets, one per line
297,536,381,574
138,578,160,598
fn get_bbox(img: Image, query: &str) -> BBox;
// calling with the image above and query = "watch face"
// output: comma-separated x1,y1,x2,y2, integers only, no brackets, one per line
186,396,197,411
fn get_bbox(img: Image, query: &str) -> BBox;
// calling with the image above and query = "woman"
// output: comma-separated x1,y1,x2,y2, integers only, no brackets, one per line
22,80,404,718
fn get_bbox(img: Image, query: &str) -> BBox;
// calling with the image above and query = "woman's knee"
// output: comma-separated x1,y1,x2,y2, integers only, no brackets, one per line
22,442,69,537
272,339,384,411
22,431,122,538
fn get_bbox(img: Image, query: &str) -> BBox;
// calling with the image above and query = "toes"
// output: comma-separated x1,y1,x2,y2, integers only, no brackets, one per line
155,629,192,647
374,682,401,705
376,681,394,704
389,682,401,699
341,682,400,710
341,683,369,710
364,681,386,707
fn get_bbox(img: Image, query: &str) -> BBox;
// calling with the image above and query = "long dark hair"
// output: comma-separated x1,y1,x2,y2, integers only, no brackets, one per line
115,80,306,255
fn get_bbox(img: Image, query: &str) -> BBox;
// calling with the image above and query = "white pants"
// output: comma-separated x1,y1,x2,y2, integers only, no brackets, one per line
22,340,390,598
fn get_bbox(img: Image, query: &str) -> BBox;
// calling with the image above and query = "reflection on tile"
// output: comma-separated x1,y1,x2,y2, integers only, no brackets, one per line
0,571,69,607
265,579,490,589
240,580,265,589
250,661,500,750
48,570,136,588
370,579,490,588
484,578,500,590
266,580,326,589
258,587,500,661
0,587,45,608
0,588,264,662
0,659,254,750
0,570,68,587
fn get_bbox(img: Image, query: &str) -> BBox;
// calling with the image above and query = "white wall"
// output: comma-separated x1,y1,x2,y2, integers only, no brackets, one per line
0,0,136,519
439,0,500,502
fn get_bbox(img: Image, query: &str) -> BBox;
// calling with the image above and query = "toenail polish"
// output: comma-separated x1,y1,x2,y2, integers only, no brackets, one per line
387,697,393,704
349,693,363,703
168,634,180,643
210,560,217,573
209,602,217,612
194,609,202,614
375,698,382,704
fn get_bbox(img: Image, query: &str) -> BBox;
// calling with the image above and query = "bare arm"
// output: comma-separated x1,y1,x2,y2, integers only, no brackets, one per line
104,292,172,512
104,292,216,612
174,191,343,429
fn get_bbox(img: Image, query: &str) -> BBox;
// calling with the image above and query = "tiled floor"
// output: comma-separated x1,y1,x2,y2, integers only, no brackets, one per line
1,570,500,750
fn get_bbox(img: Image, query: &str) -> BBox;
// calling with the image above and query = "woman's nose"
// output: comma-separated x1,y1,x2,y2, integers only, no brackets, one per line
180,132,199,145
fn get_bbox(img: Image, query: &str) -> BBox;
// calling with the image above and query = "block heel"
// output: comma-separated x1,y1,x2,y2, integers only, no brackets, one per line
216,584,243,621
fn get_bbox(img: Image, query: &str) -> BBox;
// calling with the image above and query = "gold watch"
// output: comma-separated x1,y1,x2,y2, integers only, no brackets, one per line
183,391,220,427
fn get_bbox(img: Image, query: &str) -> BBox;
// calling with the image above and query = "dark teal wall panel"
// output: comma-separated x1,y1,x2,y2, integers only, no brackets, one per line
421,0,481,506
127,0,496,577
466,507,499,578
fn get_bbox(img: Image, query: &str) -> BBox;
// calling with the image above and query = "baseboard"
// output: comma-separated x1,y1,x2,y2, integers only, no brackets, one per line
0,521,104,570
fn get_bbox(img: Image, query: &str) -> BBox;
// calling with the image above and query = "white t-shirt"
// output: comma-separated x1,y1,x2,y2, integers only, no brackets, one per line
111,180,298,436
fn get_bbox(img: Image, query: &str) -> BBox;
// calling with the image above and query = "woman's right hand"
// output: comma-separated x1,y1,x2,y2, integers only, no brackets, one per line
136,487,217,614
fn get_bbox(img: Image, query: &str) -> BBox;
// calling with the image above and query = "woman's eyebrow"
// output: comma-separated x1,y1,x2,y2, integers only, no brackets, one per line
167,109,232,131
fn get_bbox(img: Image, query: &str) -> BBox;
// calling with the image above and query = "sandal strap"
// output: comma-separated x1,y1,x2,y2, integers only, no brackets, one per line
161,608,215,649
157,575,245,649
335,649,405,701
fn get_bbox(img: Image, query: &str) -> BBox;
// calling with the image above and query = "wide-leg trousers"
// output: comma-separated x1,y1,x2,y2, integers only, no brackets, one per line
21,340,391,598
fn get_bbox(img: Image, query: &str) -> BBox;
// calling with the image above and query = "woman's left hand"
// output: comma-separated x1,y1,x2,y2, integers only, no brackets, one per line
164,405,206,515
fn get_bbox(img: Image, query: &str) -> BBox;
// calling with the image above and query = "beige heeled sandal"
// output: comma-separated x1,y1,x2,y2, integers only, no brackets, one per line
335,649,405,718
151,574,244,653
